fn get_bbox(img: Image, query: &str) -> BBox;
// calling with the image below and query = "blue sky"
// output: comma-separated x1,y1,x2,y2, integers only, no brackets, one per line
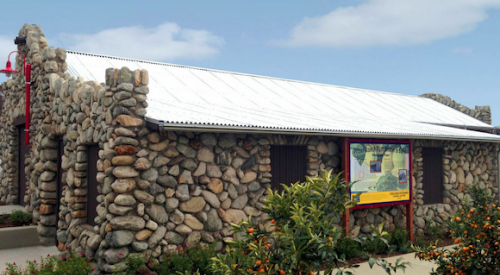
1,0,500,124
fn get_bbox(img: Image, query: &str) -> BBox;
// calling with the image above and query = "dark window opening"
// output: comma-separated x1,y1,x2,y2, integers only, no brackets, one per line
270,145,307,191
17,125,27,206
422,147,444,204
87,145,100,226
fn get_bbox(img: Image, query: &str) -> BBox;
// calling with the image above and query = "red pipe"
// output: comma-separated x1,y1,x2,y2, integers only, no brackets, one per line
24,63,31,145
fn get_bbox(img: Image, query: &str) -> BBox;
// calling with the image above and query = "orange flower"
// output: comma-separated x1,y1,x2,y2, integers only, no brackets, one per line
248,228,255,233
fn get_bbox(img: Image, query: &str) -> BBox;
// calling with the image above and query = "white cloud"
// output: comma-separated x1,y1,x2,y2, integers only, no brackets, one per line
452,47,473,54
60,23,224,61
280,0,500,47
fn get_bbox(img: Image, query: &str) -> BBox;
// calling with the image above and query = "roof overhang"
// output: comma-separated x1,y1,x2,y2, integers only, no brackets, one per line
145,118,500,143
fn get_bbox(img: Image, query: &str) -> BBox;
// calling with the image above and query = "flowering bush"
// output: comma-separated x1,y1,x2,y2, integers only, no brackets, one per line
414,185,500,274
210,170,410,275
3,252,93,275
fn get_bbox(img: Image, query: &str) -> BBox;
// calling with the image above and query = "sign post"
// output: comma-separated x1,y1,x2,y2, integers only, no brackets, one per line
342,138,413,241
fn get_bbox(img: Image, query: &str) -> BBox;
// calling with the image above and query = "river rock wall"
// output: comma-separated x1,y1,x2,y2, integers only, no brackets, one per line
421,93,492,125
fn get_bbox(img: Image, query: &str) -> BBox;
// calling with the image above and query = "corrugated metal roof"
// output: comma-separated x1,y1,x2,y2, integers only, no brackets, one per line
65,51,500,142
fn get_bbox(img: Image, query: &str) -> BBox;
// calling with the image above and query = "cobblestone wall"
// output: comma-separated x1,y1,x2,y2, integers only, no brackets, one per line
0,24,67,216
421,93,492,125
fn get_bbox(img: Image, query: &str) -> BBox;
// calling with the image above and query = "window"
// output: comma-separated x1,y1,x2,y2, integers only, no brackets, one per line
422,147,443,204
270,145,307,191
87,145,100,226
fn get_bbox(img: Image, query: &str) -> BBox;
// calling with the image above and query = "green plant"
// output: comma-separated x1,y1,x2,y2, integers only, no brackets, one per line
412,236,425,248
414,185,500,274
364,238,388,255
8,210,32,226
3,251,93,275
369,257,410,274
335,237,361,260
156,243,216,274
361,222,391,255
113,252,154,275
424,221,445,243
210,170,410,275
390,227,410,253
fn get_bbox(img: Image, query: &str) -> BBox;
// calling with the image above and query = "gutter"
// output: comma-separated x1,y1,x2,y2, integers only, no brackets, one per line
145,118,500,143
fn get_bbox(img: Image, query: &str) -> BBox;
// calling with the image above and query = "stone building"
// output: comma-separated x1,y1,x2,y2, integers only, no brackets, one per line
0,24,499,273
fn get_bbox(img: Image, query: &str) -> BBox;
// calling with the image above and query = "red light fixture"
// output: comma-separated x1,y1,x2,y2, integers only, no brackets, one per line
0,61,18,78
0,51,31,145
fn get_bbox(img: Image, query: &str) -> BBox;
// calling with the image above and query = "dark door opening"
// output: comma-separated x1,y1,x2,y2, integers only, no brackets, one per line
87,145,100,226
270,145,307,191
56,138,64,243
17,125,27,206
422,147,444,204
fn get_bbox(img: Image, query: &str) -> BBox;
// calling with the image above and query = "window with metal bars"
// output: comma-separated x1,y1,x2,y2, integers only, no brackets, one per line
422,147,444,204
270,145,307,191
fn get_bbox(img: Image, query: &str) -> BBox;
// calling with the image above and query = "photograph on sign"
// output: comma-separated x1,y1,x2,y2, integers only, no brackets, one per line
349,141,411,207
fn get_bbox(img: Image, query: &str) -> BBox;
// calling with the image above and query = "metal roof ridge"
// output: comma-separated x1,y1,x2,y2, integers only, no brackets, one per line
66,50,423,99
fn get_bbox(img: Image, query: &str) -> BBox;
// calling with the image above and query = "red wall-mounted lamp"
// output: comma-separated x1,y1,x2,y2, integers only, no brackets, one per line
0,51,31,145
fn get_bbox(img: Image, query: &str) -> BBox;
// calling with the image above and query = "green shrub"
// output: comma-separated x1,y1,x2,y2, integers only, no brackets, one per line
156,243,216,274
335,237,361,259
364,238,388,255
113,252,152,275
210,170,410,275
3,251,93,275
8,210,32,226
414,185,500,274
424,221,445,243
390,227,410,253
361,222,391,255
412,236,425,248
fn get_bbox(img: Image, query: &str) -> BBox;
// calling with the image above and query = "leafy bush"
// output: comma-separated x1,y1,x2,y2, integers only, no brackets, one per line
361,223,391,255
414,185,500,274
210,170,410,275
424,221,446,243
335,237,361,260
8,210,32,226
115,243,216,275
390,227,410,253
157,243,216,274
3,251,93,275
113,252,153,275
412,236,425,248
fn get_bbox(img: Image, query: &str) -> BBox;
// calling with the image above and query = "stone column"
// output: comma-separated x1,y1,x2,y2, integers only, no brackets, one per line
96,67,151,273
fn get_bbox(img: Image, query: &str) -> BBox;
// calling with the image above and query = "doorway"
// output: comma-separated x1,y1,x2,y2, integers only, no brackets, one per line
17,125,27,206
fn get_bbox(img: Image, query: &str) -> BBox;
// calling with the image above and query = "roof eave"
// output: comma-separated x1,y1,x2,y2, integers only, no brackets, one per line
145,119,500,143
